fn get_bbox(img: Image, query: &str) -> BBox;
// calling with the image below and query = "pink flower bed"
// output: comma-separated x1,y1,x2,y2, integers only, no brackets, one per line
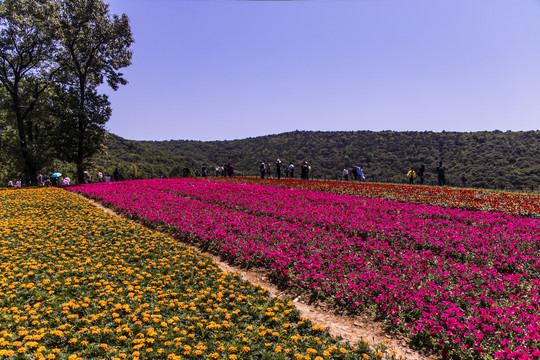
70,179,540,359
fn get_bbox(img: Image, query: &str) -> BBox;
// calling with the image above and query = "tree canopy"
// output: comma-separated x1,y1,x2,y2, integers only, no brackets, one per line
0,0,132,184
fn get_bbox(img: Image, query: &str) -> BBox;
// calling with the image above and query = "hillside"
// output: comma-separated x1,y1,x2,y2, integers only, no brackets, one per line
96,133,197,180
106,130,540,190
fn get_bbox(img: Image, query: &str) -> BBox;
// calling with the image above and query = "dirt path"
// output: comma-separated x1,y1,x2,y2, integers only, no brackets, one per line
84,196,438,360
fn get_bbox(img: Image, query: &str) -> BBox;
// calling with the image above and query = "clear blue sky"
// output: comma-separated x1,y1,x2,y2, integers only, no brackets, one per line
104,0,540,141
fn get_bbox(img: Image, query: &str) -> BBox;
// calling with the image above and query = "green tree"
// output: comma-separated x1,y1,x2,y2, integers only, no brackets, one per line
51,87,110,173
0,0,60,184
57,0,133,183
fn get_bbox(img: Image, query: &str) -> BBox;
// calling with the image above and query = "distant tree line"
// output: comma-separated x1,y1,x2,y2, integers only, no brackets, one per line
126,130,540,191
0,0,132,185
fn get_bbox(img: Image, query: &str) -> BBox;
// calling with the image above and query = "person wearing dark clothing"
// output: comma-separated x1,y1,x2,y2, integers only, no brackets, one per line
301,162,308,180
264,160,272,178
259,162,266,179
276,159,282,179
437,162,446,186
419,164,426,185
352,167,358,181
201,164,207,177
113,168,120,182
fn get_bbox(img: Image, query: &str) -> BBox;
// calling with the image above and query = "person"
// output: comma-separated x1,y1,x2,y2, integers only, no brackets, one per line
97,171,103,182
407,167,416,184
194,168,199,177
342,168,349,181
113,168,120,182
301,162,308,180
356,165,365,181
37,173,43,186
259,161,266,179
62,176,70,186
418,164,426,185
437,161,446,186
288,162,294,178
228,164,234,177
201,164,207,177
264,160,272,179
44,178,51,187
7,180,13,187
352,167,358,181
51,176,58,186
15,179,21,188
220,165,225,177
276,159,282,179
215,166,220,177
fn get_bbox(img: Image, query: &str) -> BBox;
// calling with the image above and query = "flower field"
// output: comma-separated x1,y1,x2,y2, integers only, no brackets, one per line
70,179,540,360
0,187,399,360
210,177,540,217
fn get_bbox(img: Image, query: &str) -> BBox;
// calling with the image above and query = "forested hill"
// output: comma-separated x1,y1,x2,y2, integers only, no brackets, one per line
109,130,540,190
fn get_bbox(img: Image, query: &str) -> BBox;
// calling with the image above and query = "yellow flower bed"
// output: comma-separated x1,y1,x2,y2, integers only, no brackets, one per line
0,188,401,359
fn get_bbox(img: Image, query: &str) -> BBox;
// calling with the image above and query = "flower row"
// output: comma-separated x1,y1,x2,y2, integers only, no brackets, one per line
70,180,540,359
211,177,540,217
0,188,398,360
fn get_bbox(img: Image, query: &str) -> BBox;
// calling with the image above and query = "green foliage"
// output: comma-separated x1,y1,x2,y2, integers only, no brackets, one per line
0,0,61,184
56,0,133,183
86,132,197,181
122,130,540,190
0,0,133,185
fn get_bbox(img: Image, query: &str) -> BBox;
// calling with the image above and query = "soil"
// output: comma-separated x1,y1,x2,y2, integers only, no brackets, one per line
83,195,440,360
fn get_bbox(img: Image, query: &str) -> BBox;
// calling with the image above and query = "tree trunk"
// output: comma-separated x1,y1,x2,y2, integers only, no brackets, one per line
13,92,36,186
76,84,86,185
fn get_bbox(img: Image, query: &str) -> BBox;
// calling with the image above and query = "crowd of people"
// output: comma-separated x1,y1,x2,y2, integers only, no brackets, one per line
193,164,235,177
5,167,122,188
406,162,446,186
342,165,366,182
256,159,312,180
4,161,449,187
